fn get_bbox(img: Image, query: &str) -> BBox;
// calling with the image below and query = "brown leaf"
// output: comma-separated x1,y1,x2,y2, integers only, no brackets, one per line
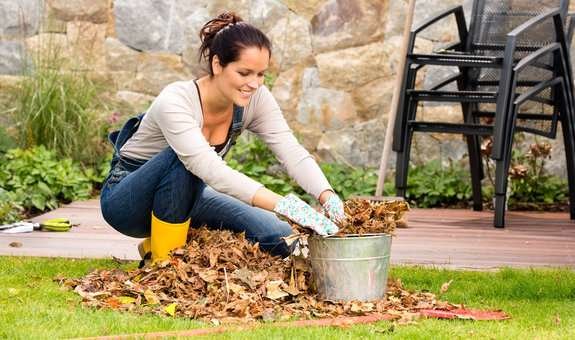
440,279,453,294
144,289,160,305
198,269,219,283
232,268,257,290
266,280,289,300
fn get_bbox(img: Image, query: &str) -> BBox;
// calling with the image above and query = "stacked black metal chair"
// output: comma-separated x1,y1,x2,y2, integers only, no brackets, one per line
391,0,575,227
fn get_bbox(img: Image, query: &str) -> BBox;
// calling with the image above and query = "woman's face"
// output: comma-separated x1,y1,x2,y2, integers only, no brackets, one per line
213,46,270,107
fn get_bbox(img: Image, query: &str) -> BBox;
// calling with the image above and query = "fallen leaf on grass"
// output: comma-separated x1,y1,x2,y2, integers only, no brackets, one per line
164,303,177,316
440,279,453,294
419,308,510,320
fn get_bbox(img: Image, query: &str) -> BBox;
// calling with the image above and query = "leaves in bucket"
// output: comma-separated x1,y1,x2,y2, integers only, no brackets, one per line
339,198,410,235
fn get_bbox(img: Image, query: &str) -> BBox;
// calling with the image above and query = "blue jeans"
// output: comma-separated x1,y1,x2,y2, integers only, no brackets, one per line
100,147,293,257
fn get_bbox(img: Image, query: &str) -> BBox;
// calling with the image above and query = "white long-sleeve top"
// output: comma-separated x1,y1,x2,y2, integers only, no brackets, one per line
120,80,332,204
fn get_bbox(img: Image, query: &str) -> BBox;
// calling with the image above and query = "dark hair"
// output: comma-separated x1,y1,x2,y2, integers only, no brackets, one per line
199,12,272,76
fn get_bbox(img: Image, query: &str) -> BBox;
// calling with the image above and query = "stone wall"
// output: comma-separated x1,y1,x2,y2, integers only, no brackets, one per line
0,0,572,177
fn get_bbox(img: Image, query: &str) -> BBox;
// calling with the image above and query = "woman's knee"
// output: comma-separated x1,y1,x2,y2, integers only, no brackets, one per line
247,215,293,257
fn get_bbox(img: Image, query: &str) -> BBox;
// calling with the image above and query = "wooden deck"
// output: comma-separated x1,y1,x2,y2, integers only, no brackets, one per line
1,199,574,269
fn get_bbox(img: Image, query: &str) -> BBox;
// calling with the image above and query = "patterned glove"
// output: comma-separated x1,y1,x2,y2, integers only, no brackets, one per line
322,193,345,223
274,194,339,236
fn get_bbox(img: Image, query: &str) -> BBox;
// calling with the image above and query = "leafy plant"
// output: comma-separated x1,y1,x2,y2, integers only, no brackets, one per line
11,41,105,163
0,188,24,223
227,135,298,196
507,141,568,207
320,163,378,199
227,136,384,201
0,124,17,153
405,160,473,208
264,72,277,90
482,136,568,209
0,146,93,213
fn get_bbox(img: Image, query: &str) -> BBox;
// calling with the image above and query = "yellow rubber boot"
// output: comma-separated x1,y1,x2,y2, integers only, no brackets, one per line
150,212,190,262
138,238,151,259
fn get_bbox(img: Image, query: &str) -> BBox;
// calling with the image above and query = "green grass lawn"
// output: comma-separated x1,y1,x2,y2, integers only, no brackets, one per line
1,257,574,339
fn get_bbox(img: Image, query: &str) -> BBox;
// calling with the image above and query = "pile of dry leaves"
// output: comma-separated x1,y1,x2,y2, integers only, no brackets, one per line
59,199,468,324
61,227,454,323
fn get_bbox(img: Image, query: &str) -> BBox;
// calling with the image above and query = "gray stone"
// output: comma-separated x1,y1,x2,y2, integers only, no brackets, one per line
0,41,26,75
247,0,290,34
283,0,328,20
271,65,305,115
181,7,212,77
48,0,109,24
66,21,107,69
267,12,313,72
104,37,139,73
129,52,190,95
114,0,186,53
351,76,395,121
0,0,42,38
296,66,358,131
311,0,386,53
296,88,357,131
315,42,392,91
316,119,388,167
410,132,468,166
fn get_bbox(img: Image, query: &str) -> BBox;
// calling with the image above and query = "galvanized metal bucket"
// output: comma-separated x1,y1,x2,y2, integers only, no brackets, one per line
308,233,392,302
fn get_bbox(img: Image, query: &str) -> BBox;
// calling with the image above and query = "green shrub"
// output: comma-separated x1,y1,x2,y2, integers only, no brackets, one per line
0,125,17,153
405,160,473,208
507,142,568,207
0,146,93,213
227,135,297,196
0,188,24,224
227,136,383,200
12,45,104,163
320,163,378,199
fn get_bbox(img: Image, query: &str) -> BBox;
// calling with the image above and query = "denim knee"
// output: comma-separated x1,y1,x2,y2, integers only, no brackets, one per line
152,152,200,223
250,220,293,258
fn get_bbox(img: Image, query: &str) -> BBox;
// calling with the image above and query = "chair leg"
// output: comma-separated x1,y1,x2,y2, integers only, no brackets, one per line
559,100,575,220
493,118,516,228
467,135,484,211
395,94,418,198
395,127,414,198
393,62,416,152
493,157,509,228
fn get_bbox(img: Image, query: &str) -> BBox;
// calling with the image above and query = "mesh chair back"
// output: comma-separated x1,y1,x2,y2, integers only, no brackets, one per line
468,0,568,53
466,0,569,135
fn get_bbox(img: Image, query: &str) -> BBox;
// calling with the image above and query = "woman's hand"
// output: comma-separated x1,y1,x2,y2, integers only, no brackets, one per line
274,194,339,236
319,191,345,223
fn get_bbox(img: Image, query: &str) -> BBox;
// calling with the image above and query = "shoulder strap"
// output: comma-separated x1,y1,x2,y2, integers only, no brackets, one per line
229,105,244,146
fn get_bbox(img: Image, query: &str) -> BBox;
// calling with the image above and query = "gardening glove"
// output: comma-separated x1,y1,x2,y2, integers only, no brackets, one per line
274,194,339,236
321,192,345,224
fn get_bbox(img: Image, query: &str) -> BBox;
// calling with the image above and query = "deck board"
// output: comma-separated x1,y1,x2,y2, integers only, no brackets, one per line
1,199,573,269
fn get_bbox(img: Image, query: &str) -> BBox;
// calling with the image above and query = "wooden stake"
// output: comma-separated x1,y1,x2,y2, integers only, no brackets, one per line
375,0,417,196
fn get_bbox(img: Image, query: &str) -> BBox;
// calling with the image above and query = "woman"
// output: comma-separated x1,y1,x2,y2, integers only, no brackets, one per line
100,12,344,263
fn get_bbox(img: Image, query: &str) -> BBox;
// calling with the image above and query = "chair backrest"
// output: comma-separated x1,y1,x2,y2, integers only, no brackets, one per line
465,0,570,124
467,0,569,55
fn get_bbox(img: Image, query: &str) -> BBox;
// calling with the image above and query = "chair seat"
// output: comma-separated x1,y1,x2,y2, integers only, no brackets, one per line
409,52,503,67
408,121,494,136
407,90,498,103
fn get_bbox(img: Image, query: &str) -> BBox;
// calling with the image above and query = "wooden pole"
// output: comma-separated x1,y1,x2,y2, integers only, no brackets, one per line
375,0,417,196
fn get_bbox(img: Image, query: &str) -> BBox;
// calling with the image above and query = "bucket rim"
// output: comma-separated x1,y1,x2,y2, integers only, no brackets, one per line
311,233,392,240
